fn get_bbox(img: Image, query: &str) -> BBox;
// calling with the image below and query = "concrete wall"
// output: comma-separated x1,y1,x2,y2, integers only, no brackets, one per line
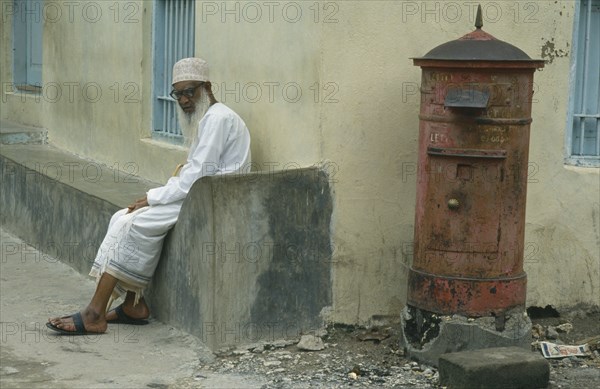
148,168,333,349
1,0,598,326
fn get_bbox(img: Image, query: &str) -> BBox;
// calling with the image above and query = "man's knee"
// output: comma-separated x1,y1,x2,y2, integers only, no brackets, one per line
110,208,129,223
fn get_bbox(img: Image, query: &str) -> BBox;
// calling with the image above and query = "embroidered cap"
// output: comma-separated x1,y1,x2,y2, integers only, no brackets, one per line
172,58,209,85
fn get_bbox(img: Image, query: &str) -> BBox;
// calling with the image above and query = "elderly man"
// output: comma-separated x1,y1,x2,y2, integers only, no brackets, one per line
47,58,251,334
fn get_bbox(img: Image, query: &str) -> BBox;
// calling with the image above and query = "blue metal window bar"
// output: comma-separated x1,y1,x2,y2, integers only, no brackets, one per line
153,0,195,142
569,0,600,165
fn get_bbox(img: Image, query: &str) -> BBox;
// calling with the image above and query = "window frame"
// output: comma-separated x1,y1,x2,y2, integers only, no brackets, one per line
565,0,600,167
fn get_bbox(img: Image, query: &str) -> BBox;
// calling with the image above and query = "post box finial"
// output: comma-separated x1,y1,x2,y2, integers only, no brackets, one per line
475,4,483,29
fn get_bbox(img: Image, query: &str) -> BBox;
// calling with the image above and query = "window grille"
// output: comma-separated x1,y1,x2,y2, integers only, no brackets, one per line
566,0,600,166
153,0,195,142
13,0,43,90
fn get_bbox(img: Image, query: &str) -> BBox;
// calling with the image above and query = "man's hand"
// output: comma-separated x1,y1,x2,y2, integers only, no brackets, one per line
127,196,149,214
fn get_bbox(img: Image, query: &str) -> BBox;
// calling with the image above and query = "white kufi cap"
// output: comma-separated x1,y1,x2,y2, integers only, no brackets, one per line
172,58,209,85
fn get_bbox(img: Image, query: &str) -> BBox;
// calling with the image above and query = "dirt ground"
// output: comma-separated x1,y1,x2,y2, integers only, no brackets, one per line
182,305,600,388
528,305,600,389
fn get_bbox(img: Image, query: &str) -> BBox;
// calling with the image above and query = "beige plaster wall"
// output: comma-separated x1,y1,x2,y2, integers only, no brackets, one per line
1,1,189,181
0,1,43,127
49,0,191,181
521,2,600,309
1,0,598,324
197,1,323,168
198,0,599,323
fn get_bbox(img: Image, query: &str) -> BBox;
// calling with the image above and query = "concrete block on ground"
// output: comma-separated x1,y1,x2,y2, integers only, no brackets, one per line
438,346,549,389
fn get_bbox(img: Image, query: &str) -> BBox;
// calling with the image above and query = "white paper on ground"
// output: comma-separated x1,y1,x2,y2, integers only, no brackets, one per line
540,341,590,358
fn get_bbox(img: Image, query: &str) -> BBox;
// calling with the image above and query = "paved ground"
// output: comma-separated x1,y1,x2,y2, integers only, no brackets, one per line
0,227,266,388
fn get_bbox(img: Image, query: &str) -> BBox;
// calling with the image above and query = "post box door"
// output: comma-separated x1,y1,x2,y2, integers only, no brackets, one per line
422,147,506,259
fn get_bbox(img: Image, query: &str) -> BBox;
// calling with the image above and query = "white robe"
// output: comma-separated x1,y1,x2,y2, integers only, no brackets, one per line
90,103,251,300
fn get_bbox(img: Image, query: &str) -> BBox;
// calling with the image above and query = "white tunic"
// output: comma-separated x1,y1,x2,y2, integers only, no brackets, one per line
147,103,251,205
90,103,251,298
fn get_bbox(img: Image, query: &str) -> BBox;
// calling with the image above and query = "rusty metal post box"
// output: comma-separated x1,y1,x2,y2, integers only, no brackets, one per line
408,11,544,317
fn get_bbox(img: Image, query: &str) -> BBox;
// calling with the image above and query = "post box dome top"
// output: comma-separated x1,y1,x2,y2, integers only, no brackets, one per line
414,5,544,67
420,31,531,61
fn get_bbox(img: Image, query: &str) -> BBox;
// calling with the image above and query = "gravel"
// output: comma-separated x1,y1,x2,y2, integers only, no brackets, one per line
174,308,600,388
198,324,440,388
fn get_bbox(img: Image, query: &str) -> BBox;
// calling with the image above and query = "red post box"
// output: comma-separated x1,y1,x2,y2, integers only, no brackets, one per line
408,10,544,317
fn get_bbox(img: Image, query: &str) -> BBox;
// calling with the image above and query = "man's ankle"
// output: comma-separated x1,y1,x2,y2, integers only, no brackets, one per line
84,306,105,321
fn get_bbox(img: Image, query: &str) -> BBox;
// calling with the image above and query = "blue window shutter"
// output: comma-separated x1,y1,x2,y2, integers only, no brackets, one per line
152,0,196,142
26,0,43,86
13,0,43,87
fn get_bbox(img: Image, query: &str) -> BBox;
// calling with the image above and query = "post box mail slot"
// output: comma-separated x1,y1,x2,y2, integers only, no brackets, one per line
444,89,490,109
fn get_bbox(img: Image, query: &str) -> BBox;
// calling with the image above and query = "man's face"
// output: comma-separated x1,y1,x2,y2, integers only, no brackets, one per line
171,81,204,114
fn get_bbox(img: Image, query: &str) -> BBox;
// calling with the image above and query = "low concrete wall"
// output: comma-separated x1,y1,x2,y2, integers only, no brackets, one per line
148,169,333,350
0,144,151,275
0,145,333,349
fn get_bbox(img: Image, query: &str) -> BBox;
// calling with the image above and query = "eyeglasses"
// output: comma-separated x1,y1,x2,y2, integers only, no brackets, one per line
169,84,203,100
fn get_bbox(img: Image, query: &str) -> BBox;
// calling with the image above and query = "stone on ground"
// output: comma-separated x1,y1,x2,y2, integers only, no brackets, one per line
297,335,325,351
438,346,549,389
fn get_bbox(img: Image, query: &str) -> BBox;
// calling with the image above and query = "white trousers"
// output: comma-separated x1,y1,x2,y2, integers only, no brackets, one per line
89,201,183,301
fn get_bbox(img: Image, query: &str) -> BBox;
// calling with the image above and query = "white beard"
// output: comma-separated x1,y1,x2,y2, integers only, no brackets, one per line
176,90,212,147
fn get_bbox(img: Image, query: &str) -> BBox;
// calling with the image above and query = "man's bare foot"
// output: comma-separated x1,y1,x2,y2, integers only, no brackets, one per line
106,297,150,322
47,307,107,334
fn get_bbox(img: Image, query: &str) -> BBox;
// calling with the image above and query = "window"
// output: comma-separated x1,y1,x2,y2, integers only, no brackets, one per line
152,0,195,143
566,0,600,166
13,0,43,90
